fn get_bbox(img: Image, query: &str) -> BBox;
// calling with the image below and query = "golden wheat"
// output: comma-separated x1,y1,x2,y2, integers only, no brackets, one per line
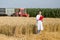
0,17,60,40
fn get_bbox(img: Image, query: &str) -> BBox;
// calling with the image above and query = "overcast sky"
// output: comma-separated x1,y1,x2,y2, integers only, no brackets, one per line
0,0,60,8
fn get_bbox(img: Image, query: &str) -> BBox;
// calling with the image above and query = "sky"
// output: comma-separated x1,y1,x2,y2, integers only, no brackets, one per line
0,0,60,8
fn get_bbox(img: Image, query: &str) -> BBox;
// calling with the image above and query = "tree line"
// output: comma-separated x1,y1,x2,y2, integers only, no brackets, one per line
26,8,60,18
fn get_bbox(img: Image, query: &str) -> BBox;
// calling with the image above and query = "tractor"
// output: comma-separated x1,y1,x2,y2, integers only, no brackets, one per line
11,8,29,17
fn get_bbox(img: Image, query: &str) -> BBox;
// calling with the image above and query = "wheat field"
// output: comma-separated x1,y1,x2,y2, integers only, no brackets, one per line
0,17,60,40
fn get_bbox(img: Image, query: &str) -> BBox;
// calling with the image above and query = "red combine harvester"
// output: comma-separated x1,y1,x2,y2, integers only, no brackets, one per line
11,8,29,17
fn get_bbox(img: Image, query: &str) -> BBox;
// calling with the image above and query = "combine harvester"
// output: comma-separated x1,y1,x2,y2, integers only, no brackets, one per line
11,8,29,17
0,8,29,17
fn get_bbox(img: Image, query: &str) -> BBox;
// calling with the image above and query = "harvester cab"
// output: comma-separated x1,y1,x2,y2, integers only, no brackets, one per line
18,8,29,17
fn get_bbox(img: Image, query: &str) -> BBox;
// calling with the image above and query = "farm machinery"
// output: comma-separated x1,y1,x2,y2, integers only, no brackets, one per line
11,8,29,17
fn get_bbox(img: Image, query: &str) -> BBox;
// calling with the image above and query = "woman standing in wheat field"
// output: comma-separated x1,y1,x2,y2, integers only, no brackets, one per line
36,11,44,34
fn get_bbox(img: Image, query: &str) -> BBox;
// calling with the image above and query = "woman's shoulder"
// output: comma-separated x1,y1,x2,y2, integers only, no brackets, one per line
37,15,40,16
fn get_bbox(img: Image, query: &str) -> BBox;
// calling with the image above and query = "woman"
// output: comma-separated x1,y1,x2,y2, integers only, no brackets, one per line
36,11,44,34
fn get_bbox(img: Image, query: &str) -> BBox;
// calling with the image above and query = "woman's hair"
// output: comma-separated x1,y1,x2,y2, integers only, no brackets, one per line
37,10,42,15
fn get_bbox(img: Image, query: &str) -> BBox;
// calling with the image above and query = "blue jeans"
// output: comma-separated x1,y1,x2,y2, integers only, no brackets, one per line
37,30,40,34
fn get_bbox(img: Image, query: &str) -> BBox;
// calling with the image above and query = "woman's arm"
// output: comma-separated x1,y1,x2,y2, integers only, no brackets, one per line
36,15,39,21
